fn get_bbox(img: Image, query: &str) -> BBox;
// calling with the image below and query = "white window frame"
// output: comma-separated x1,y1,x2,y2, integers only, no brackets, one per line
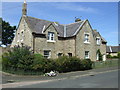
85,51,89,59
96,37,101,45
44,50,51,59
47,32,55,42
84,33,90,43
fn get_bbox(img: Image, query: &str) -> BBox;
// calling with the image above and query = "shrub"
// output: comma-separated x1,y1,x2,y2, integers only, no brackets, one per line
2,52,11,70
33,54,58,73
2,48,93,75
44,59,58,73
118,52,120,59
55,56,92,73
2,46,34,71
112,56,118,58
80,59,93,70
107,54,118,59
106,54,112,58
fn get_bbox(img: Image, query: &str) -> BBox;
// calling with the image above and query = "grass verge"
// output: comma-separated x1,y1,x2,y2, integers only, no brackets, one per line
92,59,118,69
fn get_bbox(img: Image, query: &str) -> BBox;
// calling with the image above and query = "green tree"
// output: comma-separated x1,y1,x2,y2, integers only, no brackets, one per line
117,52,120,59
2,46,34,71
1,18,16,46
97,49,103,61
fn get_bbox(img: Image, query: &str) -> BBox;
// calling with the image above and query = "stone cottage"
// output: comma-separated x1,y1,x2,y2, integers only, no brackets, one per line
106,46,119,56
11,1,107,61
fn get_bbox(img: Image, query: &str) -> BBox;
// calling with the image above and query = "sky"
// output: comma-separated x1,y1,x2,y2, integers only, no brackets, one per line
2,1,119,46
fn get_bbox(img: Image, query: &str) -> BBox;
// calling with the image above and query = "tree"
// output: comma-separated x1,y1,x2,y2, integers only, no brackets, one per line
97,49,103,61
2,46,34,71
1,18,16,46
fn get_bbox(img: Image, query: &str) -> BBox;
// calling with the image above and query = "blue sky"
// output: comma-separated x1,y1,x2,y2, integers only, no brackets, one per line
2,2,118,46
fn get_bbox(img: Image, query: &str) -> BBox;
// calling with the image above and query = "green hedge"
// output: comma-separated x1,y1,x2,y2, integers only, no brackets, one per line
106,54,118,59
2,46,93,75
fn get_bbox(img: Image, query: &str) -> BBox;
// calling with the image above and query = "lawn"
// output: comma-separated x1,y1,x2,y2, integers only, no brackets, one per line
92,59,118,69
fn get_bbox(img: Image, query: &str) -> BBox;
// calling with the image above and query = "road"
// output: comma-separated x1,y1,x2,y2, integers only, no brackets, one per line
16,69,118,88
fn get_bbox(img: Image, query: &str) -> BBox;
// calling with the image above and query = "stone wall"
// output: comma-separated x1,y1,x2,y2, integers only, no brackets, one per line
75,20,96,61
34,24,75,59
11,16,33,50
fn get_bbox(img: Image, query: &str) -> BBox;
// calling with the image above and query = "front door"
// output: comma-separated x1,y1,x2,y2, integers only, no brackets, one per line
103,54,106,61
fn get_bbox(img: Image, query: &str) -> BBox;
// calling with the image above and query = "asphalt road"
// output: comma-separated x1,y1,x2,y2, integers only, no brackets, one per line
17,69,118,88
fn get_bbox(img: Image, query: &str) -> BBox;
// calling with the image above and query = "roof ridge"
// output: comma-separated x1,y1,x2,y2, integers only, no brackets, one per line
66,20,84,26
27,16,52,23
27,16,86,26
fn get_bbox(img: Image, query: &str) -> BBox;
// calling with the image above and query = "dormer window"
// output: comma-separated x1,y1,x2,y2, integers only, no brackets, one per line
96,37,101,45
47,32,54,41
84,33,90,43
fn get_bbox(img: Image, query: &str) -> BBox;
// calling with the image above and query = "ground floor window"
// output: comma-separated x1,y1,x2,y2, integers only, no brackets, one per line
58,53,63,57
68,53,72,57
44,50,50,59
85,51,89,59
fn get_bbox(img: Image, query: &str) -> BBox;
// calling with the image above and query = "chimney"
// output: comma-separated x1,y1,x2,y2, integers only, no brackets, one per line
75,18,81,22
22,0,27,16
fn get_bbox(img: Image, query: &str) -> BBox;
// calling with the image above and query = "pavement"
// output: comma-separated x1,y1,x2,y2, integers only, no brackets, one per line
1,66,119,88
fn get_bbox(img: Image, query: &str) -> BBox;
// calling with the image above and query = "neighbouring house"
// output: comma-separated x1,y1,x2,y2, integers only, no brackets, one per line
11,1,107,61
106,46,120,56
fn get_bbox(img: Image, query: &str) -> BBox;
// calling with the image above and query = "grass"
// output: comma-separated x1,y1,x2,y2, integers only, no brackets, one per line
3,69,44,75
92,59,118,69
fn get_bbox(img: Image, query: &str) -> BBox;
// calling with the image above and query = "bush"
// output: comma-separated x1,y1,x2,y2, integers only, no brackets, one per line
55,56,92,73
2,53,11,70
107,54,118,59
32,54,58,73
118,52,120,59
32,53,46,72
2,46,34,71
80,59,93,70
106,54,112,58
2,47,93,75
112,56,118,58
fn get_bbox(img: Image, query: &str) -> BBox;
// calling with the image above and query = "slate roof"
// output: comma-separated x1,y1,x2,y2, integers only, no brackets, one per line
24,16,107,42
25,16,84,37
106,46,120,53
106,46,111,52
92,30,107,43
66,21,84,37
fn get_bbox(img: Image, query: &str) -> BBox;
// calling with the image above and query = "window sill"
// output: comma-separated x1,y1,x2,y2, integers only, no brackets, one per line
97,44,101,46
84,42,90,44
47,40,56,43
85,58,90,59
